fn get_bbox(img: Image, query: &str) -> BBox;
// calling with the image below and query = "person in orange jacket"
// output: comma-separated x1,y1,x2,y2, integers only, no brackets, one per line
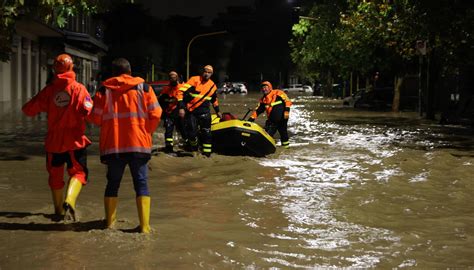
22,53,93,221
181,65,221,156
88,58,162,233
158,71,187,153
248,81,292,148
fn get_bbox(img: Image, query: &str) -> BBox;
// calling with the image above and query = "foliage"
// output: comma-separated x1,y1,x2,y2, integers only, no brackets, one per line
0,0,103,61
290,0,474,81
289,0,349,81
414,0,474,74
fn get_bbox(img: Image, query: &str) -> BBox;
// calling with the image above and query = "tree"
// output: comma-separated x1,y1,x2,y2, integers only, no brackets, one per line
290,0,350,96
290,0,474,114
339,1,420,111
413,0,474,118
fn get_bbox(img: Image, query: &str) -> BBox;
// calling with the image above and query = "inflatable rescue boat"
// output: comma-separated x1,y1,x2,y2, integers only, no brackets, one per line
211,114,276,157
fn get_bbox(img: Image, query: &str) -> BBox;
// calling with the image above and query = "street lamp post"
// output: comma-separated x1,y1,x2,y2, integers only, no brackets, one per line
299,16,318,21
186,31,227,80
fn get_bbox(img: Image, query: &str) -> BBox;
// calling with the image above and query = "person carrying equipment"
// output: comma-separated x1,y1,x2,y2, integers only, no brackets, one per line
248,81,292,148
158,71,187,153
22,53,93,221
88,58,162,233
181,65,221,157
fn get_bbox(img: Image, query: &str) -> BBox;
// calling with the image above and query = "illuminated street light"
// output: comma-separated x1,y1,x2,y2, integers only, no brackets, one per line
186,31,227,80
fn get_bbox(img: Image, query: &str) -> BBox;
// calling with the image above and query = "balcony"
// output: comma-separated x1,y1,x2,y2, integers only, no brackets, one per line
62,13,108,53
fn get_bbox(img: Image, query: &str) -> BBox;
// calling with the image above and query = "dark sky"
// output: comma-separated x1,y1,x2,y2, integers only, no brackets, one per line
140,0,255,24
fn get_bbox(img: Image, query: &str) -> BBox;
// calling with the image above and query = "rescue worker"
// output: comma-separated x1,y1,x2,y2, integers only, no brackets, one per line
88,58,162,233
158,71,186,153
248,81,292,148
181,65,221,156
22,53,93,221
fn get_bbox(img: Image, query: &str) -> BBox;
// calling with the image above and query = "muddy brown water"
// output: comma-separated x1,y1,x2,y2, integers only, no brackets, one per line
1,93,473,269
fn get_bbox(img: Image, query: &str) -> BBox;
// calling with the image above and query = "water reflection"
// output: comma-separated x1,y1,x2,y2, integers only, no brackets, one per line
0,93,473,268
238,94,474,268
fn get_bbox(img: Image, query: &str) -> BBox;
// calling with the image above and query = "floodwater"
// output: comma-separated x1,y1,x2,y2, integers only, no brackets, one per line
1,92,473,269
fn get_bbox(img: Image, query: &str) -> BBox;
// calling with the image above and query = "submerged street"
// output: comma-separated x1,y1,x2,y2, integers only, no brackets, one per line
1,93,473,268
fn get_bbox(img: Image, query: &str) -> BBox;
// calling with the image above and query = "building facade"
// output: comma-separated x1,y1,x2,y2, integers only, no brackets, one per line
0,15,107,118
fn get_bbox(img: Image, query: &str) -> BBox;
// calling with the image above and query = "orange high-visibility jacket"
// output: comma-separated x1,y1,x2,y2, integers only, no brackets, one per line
250,82,292,120
88,74,162,159
182,76,219,112
159,83,184,114
22,71,92,153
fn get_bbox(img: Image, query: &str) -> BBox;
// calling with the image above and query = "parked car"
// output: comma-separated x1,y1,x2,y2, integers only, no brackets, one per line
283,84,303,92
283,84,313,93
147,80,168,96
218,82,248,94
232,82,248,94
302,85,313,93
343,87,394,109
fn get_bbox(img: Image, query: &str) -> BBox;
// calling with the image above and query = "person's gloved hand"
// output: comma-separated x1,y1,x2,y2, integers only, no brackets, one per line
247,117,255,122
216,112,222,119
284,111,290,120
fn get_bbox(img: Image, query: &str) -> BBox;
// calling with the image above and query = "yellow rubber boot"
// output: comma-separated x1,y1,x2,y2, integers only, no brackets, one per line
136,196,151,233
104,197,118,229
51,188,64,215
63,177,83,221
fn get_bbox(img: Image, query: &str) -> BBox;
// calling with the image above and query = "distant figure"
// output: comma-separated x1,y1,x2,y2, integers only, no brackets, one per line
158,71,187,153
88,58,162,233
22,53,93,221
181,65,221,156
248,81,292,148
87,77,98,96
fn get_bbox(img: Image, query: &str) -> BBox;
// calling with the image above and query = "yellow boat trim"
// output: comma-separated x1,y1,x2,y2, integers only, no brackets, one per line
211,117,275,146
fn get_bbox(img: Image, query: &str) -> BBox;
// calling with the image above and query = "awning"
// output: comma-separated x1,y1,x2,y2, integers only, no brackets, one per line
15,19,63,39
65,44,99,62
63,30,108,51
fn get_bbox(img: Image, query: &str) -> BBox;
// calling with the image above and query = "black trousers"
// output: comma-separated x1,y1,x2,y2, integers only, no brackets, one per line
265,119,289,144
164,111,186,146
185,110,212,152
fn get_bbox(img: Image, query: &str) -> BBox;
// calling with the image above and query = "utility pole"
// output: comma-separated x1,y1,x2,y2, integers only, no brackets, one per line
416,40,427,117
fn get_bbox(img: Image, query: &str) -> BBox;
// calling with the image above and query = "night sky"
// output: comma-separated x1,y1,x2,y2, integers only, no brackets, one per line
140,0,256,24
120,0,296,86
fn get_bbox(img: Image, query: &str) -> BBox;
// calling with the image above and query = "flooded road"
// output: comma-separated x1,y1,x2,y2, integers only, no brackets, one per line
1,93,473,268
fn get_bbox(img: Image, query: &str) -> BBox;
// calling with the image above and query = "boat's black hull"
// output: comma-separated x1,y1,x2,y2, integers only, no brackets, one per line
211,119,276,157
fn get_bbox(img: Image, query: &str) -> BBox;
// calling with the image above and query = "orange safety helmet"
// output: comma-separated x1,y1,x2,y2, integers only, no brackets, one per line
53,54,74,74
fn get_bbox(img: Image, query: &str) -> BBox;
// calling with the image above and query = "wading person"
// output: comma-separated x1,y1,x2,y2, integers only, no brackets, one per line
88,58,162,233
22,53,93,221
248,81,292,148
181,65,221,157
158,71,187,153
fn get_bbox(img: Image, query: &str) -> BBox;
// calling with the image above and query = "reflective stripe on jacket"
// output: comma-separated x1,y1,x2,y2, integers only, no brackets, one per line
182,76,219,112
250,89,292,120
22,71,92,153
159,83,184,114
88,74,162,159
